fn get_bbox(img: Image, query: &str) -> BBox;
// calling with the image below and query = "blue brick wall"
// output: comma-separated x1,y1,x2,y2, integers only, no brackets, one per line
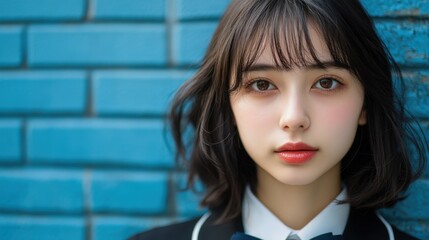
173,23,218,65
27,119,174,167
0,0,85,21
92,0,166,20
0,28,22,67
0,169,84,213
0,71,86,113
0,120,21,162
28,25,167,66
0,1,428,240
93,71,191,115
91,171,168,214
0,215,85,240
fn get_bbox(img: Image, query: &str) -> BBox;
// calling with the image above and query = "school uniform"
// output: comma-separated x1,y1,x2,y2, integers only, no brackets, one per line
129,187,418,240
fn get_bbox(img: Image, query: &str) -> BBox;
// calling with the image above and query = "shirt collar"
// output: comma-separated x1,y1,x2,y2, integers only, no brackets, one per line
242,186,350,240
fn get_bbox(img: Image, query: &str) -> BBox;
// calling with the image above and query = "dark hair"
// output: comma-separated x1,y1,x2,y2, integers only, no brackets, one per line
169,0,427,222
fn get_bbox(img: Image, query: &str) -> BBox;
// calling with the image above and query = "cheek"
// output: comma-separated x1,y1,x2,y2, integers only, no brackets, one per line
315,100,363,147
326,104,362,126
230,98,278,149
234,108,274,140
231,98,276,130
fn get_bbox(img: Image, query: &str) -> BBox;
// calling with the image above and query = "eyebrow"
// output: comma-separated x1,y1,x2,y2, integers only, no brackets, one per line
243,61,350,72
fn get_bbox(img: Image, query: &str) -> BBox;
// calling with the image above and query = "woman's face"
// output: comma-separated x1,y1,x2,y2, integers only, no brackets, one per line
229,26,366,187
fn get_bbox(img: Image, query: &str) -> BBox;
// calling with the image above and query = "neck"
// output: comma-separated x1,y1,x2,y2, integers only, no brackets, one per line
255,163,341,230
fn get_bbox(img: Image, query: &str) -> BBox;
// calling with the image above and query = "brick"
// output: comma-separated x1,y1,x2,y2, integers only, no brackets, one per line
0,120,21,162
0,0,85,21
375,21,429,66
414,121,429,177
361,0,429,18
91,171,168,214
0,27,22,67
28,24,167,67
93,70,192,115
0,169,84,213
173,22,217,65
93,0,165,20
27,119,174,167
0,71,86,114
176,0,230,20
0,215,85,240
92,217,175,240
174,173,206,216
384,219,429,240
380,179,429,220
402,70,429,119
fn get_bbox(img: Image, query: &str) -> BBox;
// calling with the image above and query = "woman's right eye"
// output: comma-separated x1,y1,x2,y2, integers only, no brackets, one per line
248,79,276,92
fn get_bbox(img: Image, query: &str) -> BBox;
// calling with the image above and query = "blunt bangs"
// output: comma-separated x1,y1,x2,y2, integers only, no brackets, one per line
227,0,354,91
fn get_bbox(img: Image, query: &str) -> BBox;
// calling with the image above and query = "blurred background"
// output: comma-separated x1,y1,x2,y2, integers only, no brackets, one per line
0,0,428,239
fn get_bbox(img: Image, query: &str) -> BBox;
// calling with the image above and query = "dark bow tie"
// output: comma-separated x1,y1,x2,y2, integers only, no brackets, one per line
231,232,343,240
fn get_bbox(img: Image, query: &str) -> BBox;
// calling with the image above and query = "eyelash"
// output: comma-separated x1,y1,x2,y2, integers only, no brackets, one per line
243,75,344,94
313,75,344,93
244,78,276,95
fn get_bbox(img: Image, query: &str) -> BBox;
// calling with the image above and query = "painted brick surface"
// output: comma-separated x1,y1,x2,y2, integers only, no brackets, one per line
0,0,428,239
176,0,230,20
381,179,429,220
175,189,204,217
0,27,22,67
93,0,166,20
0,215,85,240
387,219,429,240
28,24,167,66
173,22,217,65
0,169,84,213
0,0,85,21
91,171,168,214
361,0,429,17
27,119,174,167
174,174,205,217
0,71,86,114
376,21,429,66
0,120,21,162
403,70,429,119
93,70,191,115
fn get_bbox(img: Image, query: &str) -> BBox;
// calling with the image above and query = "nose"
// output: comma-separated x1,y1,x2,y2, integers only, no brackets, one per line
279,92,310,131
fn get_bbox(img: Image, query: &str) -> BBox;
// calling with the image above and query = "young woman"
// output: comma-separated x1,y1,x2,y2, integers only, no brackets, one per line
130,0,427,239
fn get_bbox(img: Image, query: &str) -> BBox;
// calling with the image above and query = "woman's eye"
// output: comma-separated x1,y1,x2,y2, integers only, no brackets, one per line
249,80,276,92
313,77,341,90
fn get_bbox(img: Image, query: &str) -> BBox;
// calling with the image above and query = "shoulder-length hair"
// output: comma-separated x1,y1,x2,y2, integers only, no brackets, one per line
169,0,427,222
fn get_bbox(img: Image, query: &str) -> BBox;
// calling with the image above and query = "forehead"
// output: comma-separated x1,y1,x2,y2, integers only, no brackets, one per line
234,18,343,75
253,23,332,66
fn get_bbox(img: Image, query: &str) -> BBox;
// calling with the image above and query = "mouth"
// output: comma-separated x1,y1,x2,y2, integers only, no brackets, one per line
275,142,318,164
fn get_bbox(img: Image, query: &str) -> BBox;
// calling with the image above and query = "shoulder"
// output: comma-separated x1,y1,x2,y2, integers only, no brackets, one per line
127,217,200,240
128,212,243,240
344,208,419,240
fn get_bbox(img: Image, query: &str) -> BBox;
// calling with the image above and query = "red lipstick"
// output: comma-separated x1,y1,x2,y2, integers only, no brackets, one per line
275,142,318,164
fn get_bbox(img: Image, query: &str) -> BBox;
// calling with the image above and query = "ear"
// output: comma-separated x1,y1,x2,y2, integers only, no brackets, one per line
358,109,367,125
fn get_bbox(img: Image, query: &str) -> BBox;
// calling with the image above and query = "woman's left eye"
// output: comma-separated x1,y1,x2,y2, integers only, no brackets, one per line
313,77,341,90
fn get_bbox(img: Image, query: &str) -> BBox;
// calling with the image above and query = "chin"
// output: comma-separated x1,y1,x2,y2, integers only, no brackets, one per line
274,174,319,186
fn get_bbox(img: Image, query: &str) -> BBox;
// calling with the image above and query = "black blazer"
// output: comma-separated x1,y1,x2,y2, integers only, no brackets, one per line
129,208,419,240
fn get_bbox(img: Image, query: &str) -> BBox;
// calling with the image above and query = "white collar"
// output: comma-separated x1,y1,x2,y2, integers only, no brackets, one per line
242,186,350,240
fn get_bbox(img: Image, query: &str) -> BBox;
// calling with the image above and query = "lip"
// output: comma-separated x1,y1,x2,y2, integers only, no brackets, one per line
275,142,318,164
